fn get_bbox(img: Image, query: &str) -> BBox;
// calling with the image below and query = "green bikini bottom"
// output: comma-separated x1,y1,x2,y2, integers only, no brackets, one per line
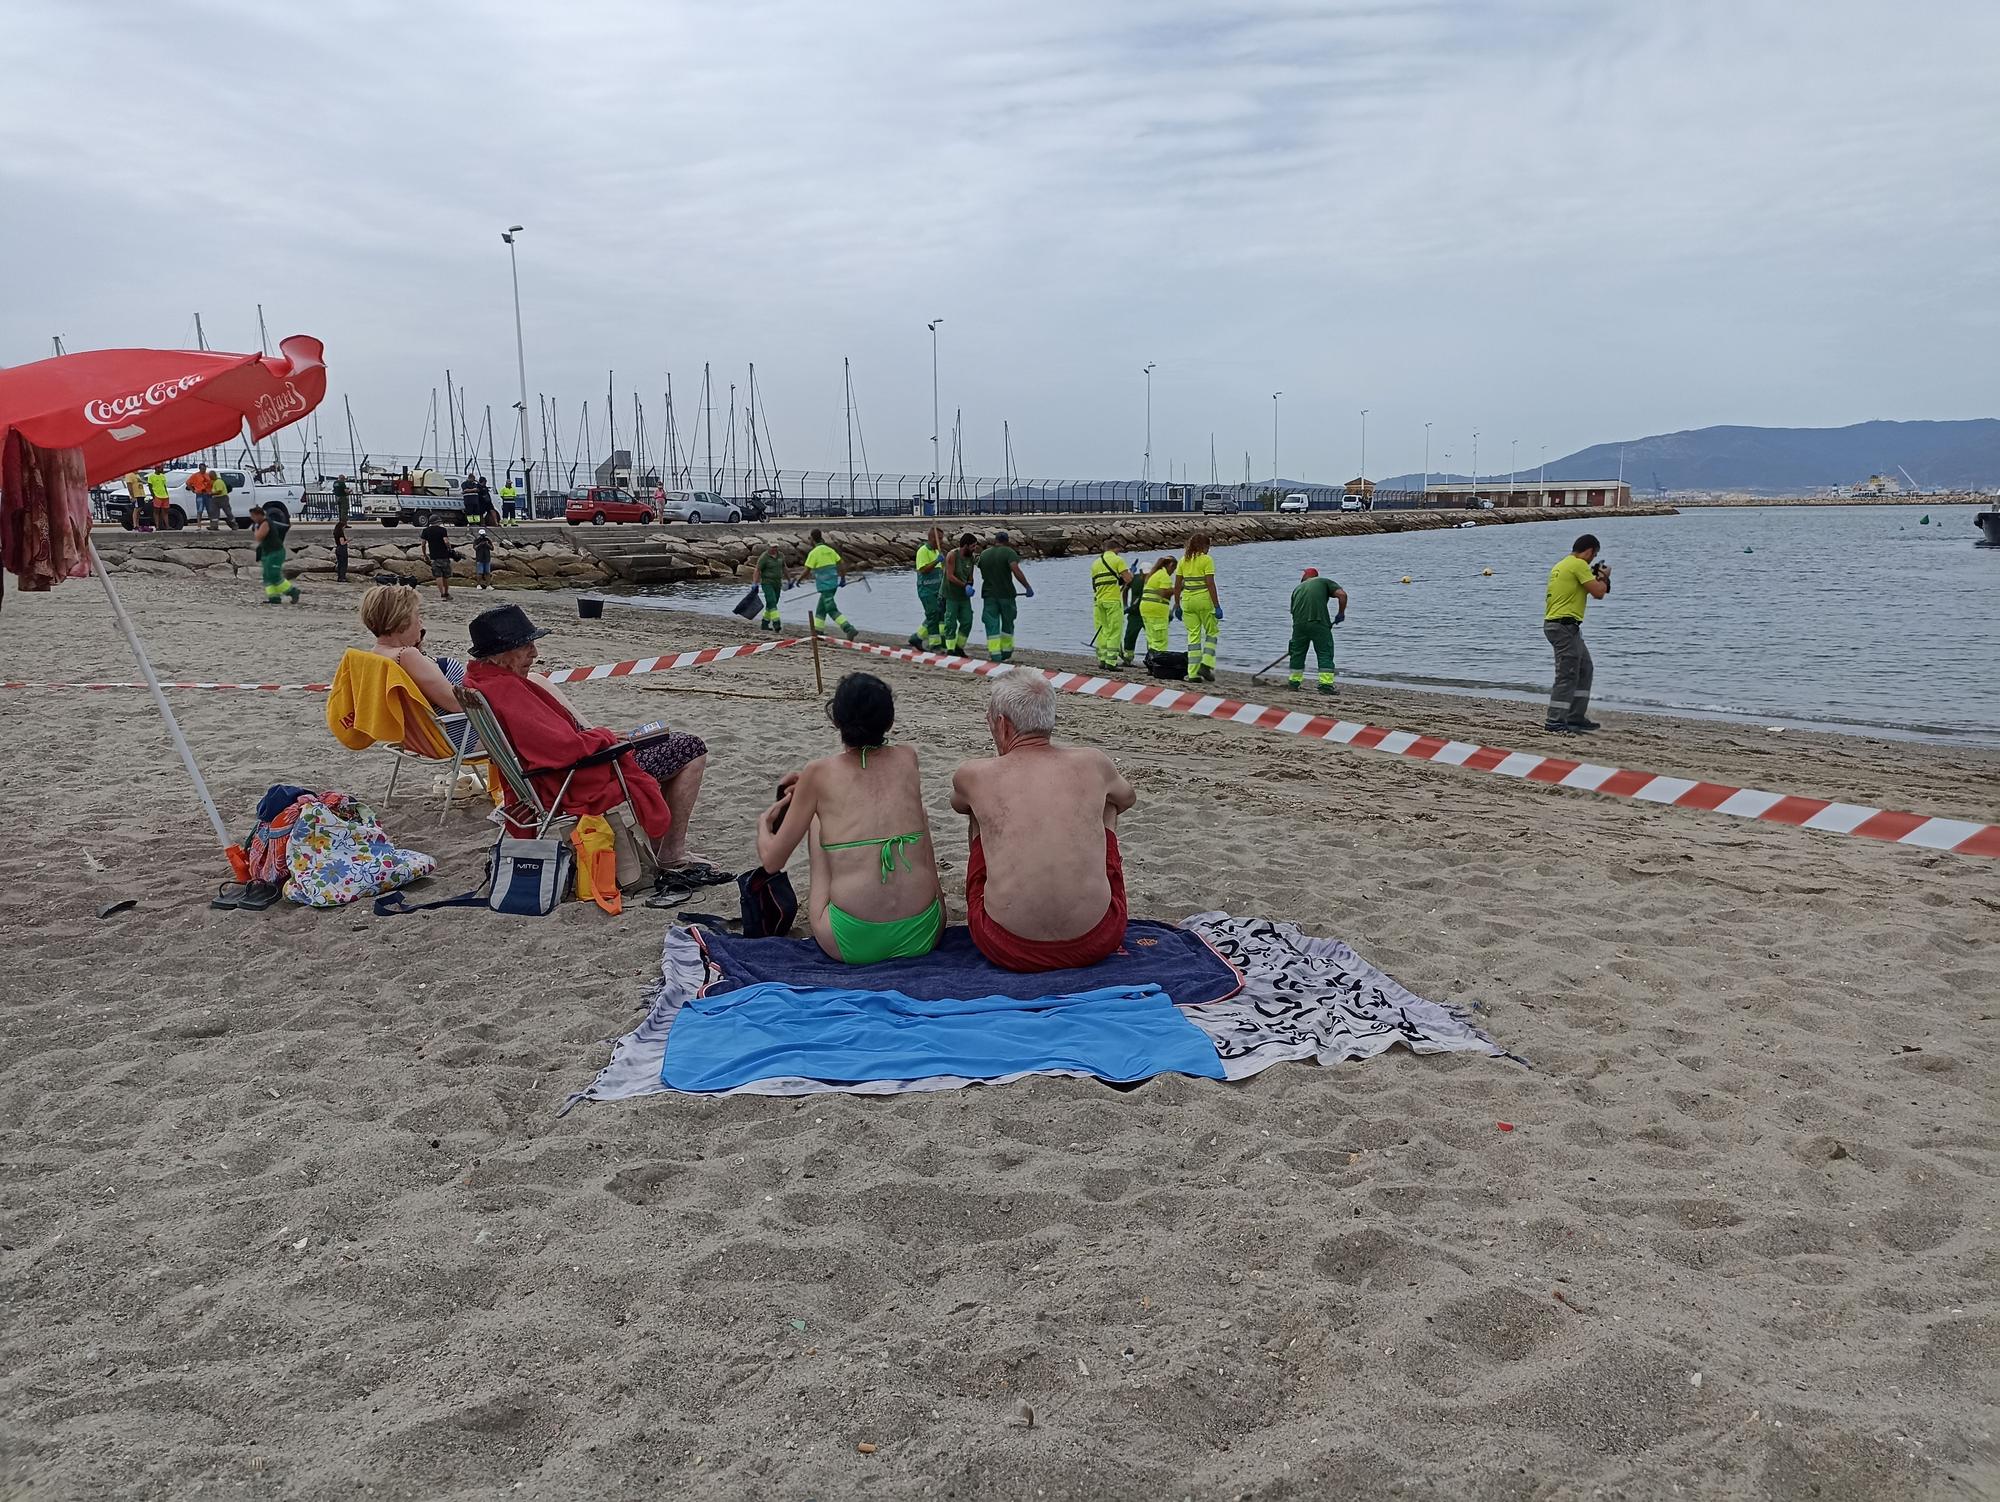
826,896,944,965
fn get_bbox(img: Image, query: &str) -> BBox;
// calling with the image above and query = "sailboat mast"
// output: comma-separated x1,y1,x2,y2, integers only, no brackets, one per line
606,370,618,485
444,370,460,473
844,358,855,507
703,362,714,493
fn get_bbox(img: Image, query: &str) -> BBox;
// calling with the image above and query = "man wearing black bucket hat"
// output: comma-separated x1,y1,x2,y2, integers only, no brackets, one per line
462,605,724,887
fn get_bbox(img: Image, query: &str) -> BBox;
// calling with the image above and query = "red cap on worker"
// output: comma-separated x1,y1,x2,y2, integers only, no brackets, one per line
1300,567,1319,579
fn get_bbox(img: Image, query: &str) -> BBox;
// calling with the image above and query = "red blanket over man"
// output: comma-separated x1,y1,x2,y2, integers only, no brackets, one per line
464,660,671,838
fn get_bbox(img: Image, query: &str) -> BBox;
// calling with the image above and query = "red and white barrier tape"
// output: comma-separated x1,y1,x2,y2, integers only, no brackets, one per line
825,638,2000,861
0,637,804,693
0,680,333,692
539,637,801,683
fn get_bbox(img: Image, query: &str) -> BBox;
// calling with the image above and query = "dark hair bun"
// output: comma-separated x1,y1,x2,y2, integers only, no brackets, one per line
828,672,895,748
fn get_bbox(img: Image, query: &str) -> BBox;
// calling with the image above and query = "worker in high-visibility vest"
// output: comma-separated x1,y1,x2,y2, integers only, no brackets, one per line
940,534,977,654
187,464,213,527
1174,532,1221,683
141,469,167,531
1138,555,1178,657
1088,545,1132,670
208,468,234,530
803,530,858,639
908,526,946,649
500,480,520,524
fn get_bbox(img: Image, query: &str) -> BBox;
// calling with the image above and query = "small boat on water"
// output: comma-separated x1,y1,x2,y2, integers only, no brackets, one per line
1976,500,2000,547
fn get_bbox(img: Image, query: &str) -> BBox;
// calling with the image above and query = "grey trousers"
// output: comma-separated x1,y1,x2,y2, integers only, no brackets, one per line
1544,619,1592,725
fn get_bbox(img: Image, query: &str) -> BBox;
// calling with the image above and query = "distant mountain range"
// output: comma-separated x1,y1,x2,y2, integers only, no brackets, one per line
1377,419,2000,494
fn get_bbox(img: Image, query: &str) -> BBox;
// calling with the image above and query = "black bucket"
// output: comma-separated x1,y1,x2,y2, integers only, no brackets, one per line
577,596,605,619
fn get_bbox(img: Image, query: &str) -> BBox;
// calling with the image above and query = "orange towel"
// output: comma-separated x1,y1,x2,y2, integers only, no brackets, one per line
325,649,454,760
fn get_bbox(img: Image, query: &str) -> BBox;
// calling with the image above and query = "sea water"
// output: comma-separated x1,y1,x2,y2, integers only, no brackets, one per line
655,505,2000,746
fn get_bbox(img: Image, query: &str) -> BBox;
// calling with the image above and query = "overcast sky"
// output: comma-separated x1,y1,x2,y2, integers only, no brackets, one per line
5,0,1996,484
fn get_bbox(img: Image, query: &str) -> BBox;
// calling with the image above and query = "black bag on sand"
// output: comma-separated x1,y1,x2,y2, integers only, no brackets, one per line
738,867,799,937
1145,649,1188,680
730,585,762,620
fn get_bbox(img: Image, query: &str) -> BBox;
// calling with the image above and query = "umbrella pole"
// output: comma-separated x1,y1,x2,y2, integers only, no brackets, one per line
87,540,233,853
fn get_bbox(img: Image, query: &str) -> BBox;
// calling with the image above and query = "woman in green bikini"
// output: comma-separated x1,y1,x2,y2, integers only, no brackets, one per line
756,673,944,964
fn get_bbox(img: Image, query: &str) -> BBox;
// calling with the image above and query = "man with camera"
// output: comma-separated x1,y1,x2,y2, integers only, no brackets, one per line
1544,533,1610,734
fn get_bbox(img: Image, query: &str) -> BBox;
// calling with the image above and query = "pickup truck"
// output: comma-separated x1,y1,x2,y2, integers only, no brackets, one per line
355,468,482,526
101,468,305,530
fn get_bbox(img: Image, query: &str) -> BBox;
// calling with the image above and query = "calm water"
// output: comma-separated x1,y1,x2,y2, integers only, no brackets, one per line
658,505,2000,745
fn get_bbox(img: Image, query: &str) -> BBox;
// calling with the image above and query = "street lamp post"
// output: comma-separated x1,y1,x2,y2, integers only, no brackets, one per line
926,319,944,496
1142,362,1155,489
1271,392,1282,499
1423,421,1432,498
1359,408,1368,480
1539,444,1547,490
501,226,534,516
1509,437,1518,491
1471,428,1480,500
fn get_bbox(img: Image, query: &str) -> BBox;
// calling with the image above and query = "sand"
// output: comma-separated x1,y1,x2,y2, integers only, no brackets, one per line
2,571,1996,1501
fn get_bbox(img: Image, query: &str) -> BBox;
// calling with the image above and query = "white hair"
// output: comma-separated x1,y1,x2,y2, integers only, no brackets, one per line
987,670,1056,735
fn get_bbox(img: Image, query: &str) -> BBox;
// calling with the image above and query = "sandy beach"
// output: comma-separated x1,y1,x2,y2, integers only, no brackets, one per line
2,570,1996,1501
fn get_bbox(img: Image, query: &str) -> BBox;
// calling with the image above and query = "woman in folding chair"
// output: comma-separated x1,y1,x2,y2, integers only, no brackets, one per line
459,604,723,891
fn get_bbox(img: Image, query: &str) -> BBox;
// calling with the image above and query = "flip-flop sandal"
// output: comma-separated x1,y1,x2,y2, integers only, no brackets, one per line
666,861,733,888
236,880,282,911
643,885,694,910
211,883,247,910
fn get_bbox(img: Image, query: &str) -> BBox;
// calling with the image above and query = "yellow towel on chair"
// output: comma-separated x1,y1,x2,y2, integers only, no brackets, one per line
326,649,453,760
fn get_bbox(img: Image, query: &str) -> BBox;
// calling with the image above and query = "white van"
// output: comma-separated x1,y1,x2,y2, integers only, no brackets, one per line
1278,493,1310,513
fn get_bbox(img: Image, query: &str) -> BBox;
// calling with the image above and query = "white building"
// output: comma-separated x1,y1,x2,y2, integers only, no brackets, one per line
1424,480,1631,508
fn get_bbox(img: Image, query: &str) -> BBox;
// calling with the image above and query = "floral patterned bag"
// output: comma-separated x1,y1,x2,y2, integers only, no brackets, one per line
282,793,436,908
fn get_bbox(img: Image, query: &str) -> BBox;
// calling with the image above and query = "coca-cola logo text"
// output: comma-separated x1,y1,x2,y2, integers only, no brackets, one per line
83,374,205,427
254,382,308,430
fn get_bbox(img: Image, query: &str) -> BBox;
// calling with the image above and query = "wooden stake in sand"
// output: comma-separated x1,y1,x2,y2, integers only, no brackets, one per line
808,612,825,696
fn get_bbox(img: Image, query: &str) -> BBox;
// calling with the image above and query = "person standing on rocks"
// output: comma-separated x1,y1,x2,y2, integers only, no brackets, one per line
941,533,978,654
473,528,495,589
975,530,1033,662
803,529,858,640
421,517,454,600
755,541,790,632
909,526,947,650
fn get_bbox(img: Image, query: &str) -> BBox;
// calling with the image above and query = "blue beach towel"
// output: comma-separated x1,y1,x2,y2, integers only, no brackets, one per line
690,919,1242,1007
661,981,1228,1092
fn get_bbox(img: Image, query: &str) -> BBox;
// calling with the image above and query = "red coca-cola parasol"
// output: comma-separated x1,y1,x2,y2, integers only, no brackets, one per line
0,337,328,869
0,335,325,484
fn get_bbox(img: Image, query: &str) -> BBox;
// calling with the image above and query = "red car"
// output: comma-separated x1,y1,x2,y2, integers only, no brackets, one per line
564,485,655,525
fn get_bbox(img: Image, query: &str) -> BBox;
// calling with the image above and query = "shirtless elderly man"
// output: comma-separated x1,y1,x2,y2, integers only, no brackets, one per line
951,671,1137,971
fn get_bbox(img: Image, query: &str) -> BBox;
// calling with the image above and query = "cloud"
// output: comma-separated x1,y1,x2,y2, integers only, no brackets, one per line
3,0,1995,482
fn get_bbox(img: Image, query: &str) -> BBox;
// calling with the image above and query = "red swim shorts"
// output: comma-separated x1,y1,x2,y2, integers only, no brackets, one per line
965,828,1128,973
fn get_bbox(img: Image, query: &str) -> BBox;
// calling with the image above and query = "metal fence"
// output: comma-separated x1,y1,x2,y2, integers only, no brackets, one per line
267,446,1455,519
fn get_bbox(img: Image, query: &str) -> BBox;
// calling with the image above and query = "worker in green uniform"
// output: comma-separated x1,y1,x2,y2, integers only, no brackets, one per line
251,505,301,605
1089,544,1132,670
755,542,789,632
909,525,947,648
802,529,857,639
1138,555,1178,657
1174,532,1221,682
975,530,1033,661
941,533,978,654
1287,567,1348,694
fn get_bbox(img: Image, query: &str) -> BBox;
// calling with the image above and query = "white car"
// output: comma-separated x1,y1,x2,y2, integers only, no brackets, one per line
1278,493,1310,513
657,489,742,523
1338,495,1365,512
